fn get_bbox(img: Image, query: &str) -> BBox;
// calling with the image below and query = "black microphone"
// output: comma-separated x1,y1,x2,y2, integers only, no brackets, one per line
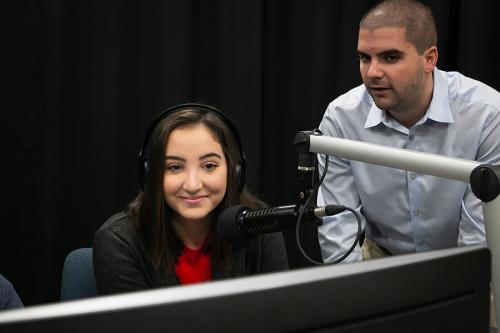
218,204,346,243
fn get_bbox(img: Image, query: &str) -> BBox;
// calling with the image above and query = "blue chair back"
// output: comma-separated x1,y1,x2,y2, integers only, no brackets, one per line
60,248,98,301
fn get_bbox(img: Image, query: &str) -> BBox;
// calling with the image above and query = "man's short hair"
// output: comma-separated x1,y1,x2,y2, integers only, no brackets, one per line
360,0,437,54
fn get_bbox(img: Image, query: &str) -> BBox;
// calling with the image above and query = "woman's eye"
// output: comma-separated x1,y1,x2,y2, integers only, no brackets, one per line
202,162,218,171
166,164,183,172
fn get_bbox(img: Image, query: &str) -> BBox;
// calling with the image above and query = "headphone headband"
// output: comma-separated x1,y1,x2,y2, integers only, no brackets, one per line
138,103,246,192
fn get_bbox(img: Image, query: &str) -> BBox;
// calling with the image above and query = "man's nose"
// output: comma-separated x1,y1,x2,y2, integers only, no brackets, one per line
366,60,384,79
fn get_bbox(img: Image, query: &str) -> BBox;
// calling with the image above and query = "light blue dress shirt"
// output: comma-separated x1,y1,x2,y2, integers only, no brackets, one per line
318,68,500,263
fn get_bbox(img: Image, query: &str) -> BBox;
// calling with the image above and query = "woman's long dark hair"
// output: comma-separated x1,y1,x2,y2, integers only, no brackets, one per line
128,108,264,273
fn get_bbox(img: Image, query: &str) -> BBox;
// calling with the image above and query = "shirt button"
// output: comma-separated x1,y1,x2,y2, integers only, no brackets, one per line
410,173,416,180
409,135,414,141
413,209,419,216
417,241,424,247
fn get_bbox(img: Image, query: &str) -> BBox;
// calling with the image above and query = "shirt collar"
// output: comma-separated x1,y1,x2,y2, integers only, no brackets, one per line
364,68,454,129
425,68,454,124
364,93,386,128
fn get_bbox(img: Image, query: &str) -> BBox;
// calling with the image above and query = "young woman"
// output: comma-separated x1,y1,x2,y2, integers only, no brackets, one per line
93,104,288,294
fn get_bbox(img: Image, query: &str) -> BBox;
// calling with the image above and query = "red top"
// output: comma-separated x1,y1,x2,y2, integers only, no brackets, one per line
175,243,212,285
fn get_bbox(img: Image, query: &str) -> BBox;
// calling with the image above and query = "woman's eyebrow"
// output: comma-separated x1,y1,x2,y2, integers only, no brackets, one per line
199,152,222,160
164,152,222,161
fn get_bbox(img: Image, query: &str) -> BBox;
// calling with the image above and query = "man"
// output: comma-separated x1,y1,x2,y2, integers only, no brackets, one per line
317,0,500,263
0,273,23,310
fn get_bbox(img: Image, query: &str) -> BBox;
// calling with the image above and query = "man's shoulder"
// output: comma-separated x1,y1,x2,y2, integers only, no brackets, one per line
328,84,371,109
0,274,14,294
323,84,373,126
0,274,22,309
441,69,500,109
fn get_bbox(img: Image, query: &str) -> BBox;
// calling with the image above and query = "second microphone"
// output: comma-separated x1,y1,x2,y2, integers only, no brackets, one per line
218,204,347,243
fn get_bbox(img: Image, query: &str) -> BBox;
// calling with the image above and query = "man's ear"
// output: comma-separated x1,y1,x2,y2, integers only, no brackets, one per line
423,46,438,74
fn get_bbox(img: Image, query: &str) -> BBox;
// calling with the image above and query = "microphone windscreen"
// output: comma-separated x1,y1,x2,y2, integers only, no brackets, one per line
217,205,251,243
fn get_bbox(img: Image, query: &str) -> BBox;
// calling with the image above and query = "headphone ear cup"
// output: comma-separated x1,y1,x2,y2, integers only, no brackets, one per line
138,158,150,189
235,163,244,193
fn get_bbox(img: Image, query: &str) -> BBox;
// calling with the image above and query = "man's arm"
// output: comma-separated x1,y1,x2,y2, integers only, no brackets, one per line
317,106,366,263
458,109,500,246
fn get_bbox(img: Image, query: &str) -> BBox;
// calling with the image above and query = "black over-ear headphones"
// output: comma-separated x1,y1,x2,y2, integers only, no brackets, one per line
138,103,246,193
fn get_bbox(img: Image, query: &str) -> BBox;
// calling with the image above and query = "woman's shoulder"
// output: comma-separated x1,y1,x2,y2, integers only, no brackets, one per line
95,211,137,242
242,232,288,267
93,211,148,268
229,232,286,256
254,232,287,250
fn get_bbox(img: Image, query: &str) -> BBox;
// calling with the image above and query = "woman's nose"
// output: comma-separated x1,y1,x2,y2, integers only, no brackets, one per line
183,169,202,193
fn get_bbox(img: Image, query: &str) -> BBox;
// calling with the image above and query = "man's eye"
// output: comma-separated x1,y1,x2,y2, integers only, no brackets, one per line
385,54,399,62
358,54,370,63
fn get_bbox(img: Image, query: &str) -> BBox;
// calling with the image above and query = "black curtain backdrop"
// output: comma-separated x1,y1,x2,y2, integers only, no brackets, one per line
2,0,499,306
